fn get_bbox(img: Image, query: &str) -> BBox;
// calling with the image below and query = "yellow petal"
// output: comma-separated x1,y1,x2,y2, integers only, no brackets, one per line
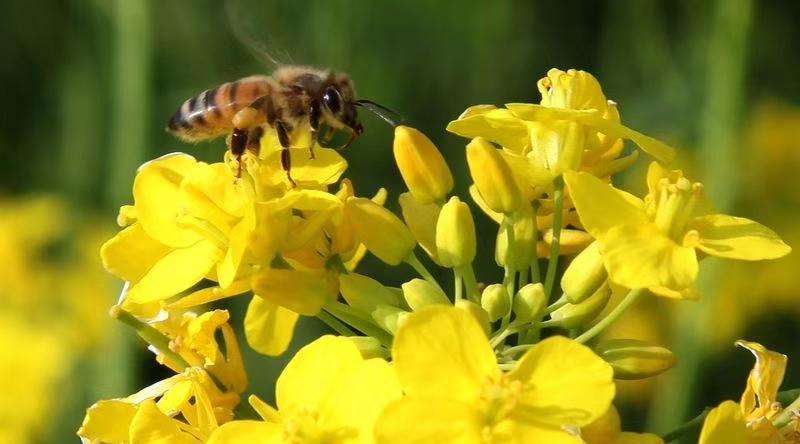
509,336,614,427
602,224,698,291
262,146,348,186
376,398,484,444
101,223,171,283
393,126,454,204
134,153,202,248
689,214,791,260
447,107,531,151
217,214,256,288
251,268,338,316
207,420,283,444
736,340,787,418
244,296,299,356
78,400,138,443
562,171,647,239
399,192,441,263
698,401,748,444
468,185,503,224
129,400,198,444
126,239,223,303
507,421,584,444
392,306,498,402
180,162,245,234
506,104,675,164
613,433,665,444
319,358,403,442
276,336,362,414
581,405,621,444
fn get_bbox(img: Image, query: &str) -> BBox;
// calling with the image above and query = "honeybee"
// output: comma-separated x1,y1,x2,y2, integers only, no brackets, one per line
167,66,397,184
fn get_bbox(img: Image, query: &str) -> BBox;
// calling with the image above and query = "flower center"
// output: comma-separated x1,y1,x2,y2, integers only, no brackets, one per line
650,175,703,240
283,409,356,444
479,375,525,433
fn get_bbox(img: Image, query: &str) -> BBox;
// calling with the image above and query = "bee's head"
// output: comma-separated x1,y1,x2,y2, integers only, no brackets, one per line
321,74,362,135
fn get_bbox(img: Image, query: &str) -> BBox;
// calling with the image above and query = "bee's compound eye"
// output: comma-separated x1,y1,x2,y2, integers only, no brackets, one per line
322,87,342,114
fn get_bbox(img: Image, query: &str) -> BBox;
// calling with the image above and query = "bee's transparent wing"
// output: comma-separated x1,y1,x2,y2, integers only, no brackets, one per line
225,0,296,68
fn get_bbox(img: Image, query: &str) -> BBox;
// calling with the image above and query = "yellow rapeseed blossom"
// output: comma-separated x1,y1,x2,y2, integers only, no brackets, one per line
376,307,614,443
564,162,791,298
207,336,401,444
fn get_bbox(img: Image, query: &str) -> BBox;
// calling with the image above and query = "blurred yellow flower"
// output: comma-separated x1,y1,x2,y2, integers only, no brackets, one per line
207,335,401,444
376,306,614,443
564,162,790,298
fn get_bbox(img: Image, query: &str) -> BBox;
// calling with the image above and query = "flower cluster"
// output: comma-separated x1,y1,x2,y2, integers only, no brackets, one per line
81,68,793,443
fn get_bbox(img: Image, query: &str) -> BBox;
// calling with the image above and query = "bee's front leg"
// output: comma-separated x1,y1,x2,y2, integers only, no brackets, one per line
275,120,296,187
308,101,321,160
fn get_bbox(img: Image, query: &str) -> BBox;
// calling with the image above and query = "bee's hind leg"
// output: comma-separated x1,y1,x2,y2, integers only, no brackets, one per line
276,120,296,187
230,128,248,178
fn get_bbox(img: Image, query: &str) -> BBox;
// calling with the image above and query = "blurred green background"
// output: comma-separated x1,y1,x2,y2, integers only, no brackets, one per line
1,0,799,442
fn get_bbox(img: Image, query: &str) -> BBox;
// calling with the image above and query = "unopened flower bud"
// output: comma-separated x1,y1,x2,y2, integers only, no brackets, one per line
339,273,401,314
372,304,408,335
495,208,537,271
346,336,387,359
466,137,522,214
513,283,547,323
436,197,476,268
561,241,607,304
455,299,490,335
550,282,611,329
402,278,450,311
346,197,416,265
393,126,454,204
481,284,511,322
596,339,677,380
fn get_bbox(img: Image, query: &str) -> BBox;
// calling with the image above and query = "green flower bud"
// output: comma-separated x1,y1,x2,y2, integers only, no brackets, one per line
339,273,401,314
402,278,450,311
561,241,607,304
455,299,491,335
345,336,388,359
550,282,611,329
436,196,477,268
481,283,511,322
495,207,537,271
371,304,409,335
513,283,547,323
595,339,677,380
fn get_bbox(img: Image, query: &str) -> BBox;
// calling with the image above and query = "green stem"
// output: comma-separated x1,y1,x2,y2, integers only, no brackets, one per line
453,268,464,302
530,203,541,284
460,265,481,302
544,177,565,300
774,393,800,429
405,253,444,294
490,325,519,348
113,307,189,370
574,288,643,344
660,408,710,443
316,310,356,336
518,267,529,289
543,295,568,315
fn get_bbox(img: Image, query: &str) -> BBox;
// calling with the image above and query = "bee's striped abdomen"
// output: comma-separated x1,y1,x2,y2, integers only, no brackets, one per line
167,76,272,142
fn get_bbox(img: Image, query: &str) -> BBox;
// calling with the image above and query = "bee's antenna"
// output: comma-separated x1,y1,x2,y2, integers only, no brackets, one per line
355,100,404,127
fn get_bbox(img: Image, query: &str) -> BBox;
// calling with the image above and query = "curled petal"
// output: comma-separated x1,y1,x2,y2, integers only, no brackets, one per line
689,214,791,260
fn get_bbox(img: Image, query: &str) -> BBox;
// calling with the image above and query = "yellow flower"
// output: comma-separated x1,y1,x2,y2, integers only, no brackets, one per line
376,306,614,443
697,341,792,444
207,335,401,444
79,368,237,444
448,68,673,186
563,163,791,298
393,126,454,204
